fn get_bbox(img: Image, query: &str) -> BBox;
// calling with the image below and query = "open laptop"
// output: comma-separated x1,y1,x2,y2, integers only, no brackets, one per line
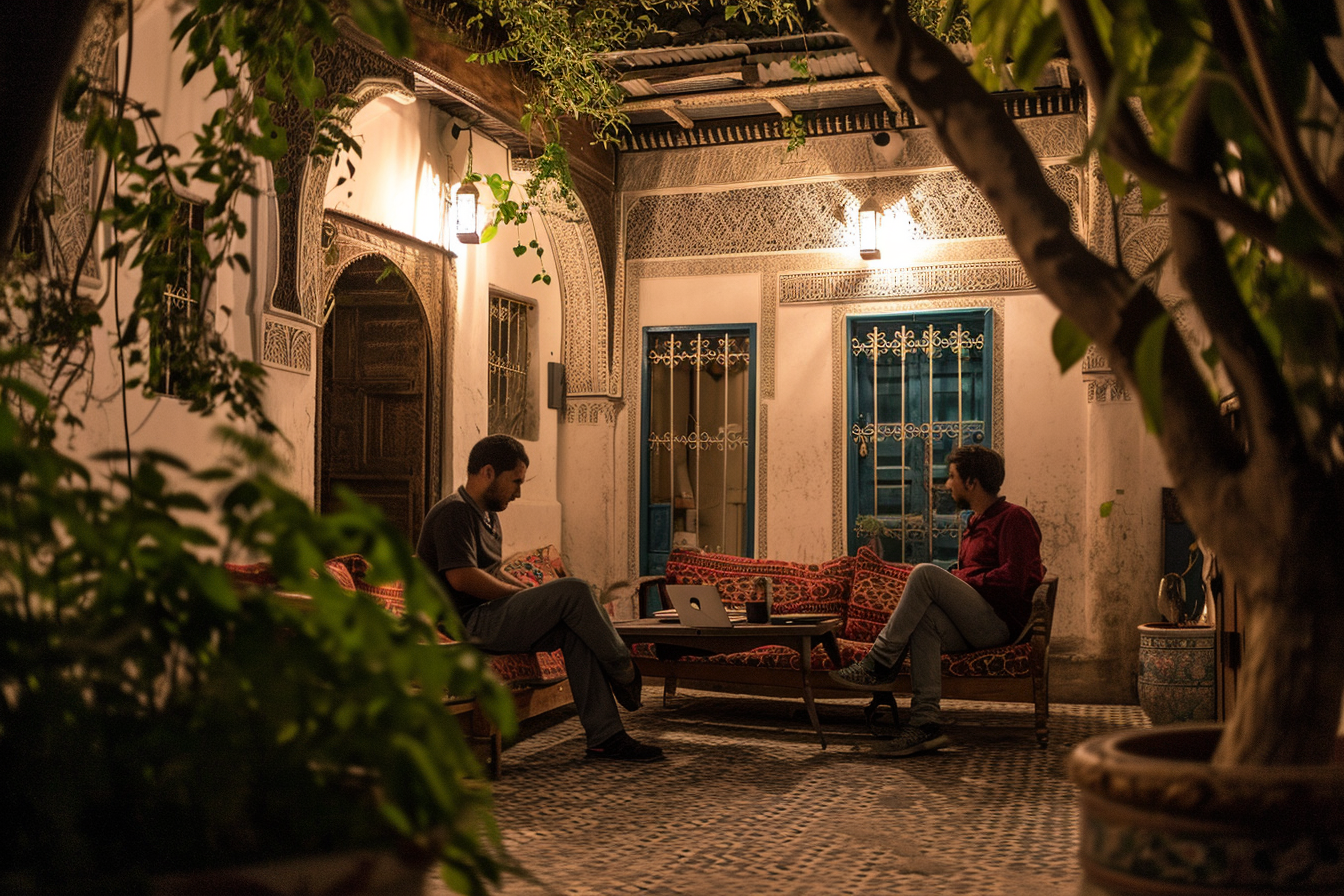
661,584,744,627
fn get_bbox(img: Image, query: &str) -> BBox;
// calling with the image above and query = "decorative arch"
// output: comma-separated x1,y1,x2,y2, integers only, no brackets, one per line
311,209,453,506
525,183,621,422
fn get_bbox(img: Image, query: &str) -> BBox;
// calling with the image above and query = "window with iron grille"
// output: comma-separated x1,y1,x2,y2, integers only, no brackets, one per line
488,291,538,440
151,198,206,397
847,309,994,564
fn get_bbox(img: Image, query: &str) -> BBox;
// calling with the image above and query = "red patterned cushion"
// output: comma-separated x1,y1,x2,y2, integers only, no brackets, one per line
356,578,406,616
321,557,357,592
631,637,1029,677
663,550,849,619
942,643,1031,678
499,544,569,587
223,561,277,587
326,553,370,579
843,546,912,642
488,649,567,684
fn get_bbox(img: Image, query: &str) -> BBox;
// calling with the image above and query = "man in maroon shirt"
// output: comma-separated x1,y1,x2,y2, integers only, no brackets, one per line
830,445,1044,757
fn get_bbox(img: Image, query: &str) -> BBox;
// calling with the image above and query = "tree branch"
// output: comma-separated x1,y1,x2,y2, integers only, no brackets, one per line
815,0,1243,503
1055,0,1344,295
1168,80,1302,481
1225,0,1344,242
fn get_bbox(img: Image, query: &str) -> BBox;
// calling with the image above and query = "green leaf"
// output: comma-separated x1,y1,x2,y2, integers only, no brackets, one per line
1099,152,1129,197
1133,313,1170,434
1099,500,1114,518
479,223,498,243
512,244,527,257
1051,315,1091,373
348,0,414,57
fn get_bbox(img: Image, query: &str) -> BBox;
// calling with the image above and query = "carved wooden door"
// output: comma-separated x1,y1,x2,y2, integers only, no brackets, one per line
320,257,430,541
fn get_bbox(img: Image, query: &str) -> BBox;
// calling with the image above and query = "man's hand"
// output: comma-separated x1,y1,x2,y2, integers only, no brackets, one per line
445,566,524,601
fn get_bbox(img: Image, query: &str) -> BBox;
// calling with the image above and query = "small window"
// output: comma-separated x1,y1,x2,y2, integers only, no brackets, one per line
151,198,206,397
488,291,538,440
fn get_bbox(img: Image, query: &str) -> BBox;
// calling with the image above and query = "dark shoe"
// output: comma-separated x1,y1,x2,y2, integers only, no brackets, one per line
875,724,949,757
609,663,643,711
585,731,665,762
828,658,897,691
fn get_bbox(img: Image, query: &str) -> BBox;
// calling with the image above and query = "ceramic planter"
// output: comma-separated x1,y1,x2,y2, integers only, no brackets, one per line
1137,622,1216,725
1070,725,1344,894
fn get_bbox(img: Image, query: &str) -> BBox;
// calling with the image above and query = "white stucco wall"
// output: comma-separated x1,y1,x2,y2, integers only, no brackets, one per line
69,2,269,543
443,133,565,554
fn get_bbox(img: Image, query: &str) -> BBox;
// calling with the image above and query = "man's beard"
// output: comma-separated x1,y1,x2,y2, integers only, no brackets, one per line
484,485,513,512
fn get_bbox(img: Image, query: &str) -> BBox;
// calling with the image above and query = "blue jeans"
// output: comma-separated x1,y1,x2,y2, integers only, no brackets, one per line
461,577,631,747
865,563,1010,727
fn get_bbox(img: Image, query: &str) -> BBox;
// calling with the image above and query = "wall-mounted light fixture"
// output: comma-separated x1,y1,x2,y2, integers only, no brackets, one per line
858,197,883,259
450,125,480,244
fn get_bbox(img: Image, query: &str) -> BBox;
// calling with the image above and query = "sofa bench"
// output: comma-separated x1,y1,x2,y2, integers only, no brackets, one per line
631,547,1059,746
225,545,579,776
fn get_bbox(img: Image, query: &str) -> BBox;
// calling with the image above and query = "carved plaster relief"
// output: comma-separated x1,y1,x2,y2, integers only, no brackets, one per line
294,80,418,325
565,398,620,426
51,7,116,288
522,178,614,399
829,298,1006,555
780,261,1031,303
261,315,314,372
624,164,1082,260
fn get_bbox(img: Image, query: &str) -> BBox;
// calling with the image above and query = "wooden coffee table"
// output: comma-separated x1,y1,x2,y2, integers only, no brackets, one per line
614,618,843,748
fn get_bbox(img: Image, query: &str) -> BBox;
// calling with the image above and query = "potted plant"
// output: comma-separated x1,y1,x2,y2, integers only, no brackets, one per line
1136,552,1216,725
815,0,1344,891
852,514,895,558
0,383,519,894
0,2,519,892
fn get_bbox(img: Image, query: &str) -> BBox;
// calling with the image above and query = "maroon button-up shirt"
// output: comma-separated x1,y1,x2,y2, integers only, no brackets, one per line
954,497,1045,633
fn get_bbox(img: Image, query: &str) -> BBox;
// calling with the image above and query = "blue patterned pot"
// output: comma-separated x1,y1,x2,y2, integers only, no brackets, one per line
1070,725,1344,895
1137,623,1216,725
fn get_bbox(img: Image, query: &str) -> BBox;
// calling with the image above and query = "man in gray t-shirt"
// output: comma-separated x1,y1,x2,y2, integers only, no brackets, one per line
417,434,664,762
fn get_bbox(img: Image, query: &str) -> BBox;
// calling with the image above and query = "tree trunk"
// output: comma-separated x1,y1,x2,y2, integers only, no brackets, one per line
1219,574,1344,765
814,0,1344,764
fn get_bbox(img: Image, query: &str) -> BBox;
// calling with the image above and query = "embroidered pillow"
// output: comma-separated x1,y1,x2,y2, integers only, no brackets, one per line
320,557,358,592
663,550,848,619
844,546,913,642
499,544,569,587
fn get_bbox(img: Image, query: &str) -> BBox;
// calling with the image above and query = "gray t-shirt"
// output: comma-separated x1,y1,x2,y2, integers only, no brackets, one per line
416,486,502,617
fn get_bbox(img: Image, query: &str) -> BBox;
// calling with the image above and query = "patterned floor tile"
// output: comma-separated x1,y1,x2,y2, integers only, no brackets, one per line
427,693,1148,895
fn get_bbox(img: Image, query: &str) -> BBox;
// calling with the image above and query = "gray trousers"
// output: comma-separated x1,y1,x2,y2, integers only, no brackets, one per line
865,563,1011,727
461,577,630,747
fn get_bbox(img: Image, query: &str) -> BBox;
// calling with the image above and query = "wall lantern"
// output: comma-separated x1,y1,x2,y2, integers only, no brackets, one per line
858,197,882,259
450,125,480,244
453,179,480,244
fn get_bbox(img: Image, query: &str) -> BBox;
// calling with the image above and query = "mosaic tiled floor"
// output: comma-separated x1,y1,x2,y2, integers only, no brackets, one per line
429,692,1148,896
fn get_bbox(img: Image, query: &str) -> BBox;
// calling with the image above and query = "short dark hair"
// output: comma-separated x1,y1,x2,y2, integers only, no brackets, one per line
947,445,1005,494
467,434,529,475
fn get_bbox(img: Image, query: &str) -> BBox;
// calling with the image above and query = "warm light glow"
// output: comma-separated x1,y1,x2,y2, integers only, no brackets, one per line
453,180,480,244
858,197,883,258
878,197,917,259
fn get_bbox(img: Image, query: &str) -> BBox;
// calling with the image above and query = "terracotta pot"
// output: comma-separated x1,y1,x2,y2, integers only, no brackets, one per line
1137,623,1216,725
1070,725,1344,895
152,848,431,896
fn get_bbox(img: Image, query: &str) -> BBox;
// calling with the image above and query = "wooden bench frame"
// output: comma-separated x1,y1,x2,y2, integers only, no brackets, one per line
634,575,1058,746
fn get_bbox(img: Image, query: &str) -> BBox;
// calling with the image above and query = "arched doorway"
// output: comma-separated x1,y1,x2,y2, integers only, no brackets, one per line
320,254,431,540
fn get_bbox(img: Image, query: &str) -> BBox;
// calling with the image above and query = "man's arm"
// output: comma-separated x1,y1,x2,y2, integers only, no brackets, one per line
957,509,1042,598
444,566,524,601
